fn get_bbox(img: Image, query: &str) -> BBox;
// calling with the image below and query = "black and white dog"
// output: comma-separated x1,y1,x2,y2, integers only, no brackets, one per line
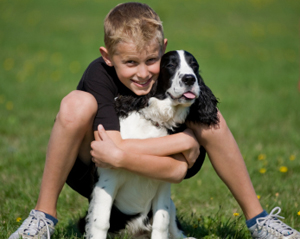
85,50,219,239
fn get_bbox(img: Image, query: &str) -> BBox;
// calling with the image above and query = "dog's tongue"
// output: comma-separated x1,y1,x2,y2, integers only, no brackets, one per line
183,92,196,99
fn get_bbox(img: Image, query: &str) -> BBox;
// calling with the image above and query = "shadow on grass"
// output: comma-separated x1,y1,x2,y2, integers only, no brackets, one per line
54,220,84,239
53,211,249,239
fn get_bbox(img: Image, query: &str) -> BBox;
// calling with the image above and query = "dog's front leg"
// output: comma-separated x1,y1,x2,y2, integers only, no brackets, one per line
151,183,171,239
85,169,119,239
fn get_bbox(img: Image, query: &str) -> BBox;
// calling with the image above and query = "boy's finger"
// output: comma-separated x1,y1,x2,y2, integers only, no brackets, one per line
97,124,107,141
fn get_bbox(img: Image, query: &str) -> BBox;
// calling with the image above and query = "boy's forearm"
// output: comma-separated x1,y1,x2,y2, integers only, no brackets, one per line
118,132,192,156
117,150,188,183
93,128,188,183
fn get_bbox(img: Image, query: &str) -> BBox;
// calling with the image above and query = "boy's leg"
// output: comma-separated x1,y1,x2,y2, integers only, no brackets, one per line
9,90,97,239
189,111,263,219
188,111,300,238
35,90,98,217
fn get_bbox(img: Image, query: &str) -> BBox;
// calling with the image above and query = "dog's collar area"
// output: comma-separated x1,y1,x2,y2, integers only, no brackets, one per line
139,112,162,128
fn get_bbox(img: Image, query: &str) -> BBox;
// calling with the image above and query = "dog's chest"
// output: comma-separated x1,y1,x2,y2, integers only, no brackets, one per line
119,111,168,139
113,171,164,215
102,112,169,215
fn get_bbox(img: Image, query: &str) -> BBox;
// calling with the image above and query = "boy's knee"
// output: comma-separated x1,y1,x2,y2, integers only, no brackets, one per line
57,90,97,128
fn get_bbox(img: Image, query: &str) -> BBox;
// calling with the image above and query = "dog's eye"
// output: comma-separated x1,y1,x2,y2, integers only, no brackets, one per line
191,62,199,69
166,63,176,68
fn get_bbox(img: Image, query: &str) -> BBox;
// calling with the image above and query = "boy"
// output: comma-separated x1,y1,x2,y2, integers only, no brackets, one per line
9,2,300,239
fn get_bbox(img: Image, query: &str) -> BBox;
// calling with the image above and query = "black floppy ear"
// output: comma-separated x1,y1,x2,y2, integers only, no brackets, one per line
186,73,219,126
115,81,157,118
115,94,151,118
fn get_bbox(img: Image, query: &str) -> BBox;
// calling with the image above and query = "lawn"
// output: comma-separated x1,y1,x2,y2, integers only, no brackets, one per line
1,0,299,238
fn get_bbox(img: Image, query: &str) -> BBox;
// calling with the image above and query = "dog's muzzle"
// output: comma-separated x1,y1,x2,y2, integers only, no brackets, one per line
181,74,196,86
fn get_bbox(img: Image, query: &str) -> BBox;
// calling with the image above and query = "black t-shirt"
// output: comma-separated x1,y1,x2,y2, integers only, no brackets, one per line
77,57,133,131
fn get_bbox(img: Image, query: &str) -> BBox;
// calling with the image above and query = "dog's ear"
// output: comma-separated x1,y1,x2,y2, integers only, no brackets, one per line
186,73,219,126
115,94,150,118
115,81,157,118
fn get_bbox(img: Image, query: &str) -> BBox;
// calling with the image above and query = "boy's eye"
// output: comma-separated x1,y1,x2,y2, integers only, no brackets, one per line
125,60,136,66
146,57,159,65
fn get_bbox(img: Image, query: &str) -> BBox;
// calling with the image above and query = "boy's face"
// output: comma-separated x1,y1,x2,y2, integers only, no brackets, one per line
101,39,167,96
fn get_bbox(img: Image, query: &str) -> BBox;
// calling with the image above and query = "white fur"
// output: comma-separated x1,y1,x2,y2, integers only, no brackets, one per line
86,50,198,239
140,97,190,130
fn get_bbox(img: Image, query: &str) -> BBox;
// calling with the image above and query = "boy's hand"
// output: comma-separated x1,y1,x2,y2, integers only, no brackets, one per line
181,128,200,168
90,125,123,169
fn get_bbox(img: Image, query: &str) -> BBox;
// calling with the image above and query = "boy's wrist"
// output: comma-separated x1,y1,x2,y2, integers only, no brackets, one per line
114,149,126,169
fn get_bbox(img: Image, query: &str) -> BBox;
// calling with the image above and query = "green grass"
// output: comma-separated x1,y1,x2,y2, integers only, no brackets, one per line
1,0,299,238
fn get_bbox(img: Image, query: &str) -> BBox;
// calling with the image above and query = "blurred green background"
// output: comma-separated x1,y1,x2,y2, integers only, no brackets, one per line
1,0,299,238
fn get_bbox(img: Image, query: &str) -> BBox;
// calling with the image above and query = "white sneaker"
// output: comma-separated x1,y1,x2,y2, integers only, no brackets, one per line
249,207,300,239
9,210,56,239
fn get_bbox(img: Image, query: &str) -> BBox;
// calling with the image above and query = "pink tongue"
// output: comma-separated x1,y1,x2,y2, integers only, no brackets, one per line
183,92,196,99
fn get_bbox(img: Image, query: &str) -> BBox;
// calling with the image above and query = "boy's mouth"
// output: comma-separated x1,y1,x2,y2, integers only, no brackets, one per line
131,77,152,87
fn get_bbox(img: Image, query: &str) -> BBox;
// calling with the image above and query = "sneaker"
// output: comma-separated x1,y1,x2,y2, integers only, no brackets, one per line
249,207,300,239
9,210,56,239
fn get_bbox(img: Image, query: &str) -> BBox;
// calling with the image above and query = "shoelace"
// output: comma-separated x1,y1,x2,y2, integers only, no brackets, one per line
22,211,51,239
256,207,294,236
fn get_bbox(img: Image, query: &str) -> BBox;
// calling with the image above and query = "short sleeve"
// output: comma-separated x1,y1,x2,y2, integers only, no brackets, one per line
77,58,120,131
184,146,206,179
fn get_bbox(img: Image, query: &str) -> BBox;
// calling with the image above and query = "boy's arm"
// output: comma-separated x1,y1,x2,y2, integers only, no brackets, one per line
101,127,200,168
91,125,190,183
120,128,200,168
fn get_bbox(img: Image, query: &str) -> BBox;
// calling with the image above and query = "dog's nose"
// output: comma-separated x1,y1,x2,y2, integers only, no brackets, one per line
182,74,196,86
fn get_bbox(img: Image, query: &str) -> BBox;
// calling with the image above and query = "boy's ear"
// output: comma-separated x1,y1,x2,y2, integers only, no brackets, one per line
162,38,168,54
99,47,113,66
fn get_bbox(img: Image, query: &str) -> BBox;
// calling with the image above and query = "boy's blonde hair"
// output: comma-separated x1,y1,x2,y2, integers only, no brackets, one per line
104,2,164,55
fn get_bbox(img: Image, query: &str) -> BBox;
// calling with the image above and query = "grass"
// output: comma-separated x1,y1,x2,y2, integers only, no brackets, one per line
1,0,300,238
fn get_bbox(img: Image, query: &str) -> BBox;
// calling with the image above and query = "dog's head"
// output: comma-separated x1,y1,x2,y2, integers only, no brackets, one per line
155,50,219,126
155,50,200,106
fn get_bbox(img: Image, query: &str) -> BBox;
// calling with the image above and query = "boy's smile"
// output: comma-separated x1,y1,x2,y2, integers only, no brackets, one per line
100,39,167,96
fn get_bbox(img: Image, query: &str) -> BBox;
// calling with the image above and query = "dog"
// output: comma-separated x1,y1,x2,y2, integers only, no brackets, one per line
85,50,219,239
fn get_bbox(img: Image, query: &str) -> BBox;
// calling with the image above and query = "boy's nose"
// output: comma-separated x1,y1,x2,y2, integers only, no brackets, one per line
136,64,149,79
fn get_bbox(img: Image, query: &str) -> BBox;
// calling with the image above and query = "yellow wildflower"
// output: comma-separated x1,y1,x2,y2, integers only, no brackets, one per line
6,101,14,110
289,155,295,161
16,217,22,222
233,213,239,217
259,168,266,174
258,154,266,160
297,211,300,216
279,166,288,173
257,195,261,199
